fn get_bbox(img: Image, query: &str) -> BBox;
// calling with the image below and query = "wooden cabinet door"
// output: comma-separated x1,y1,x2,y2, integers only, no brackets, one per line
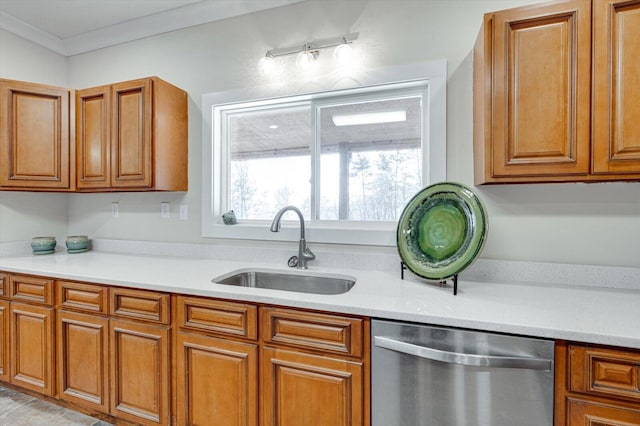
57,310,109,413
76,85,111,189
176,332,258,426
0,79,72,189
110,318,170,425
486,0,592,181
9,302,55,396
567,398,640,425
0,299,9,382
261,346,364,426
592,0,640,176
111,78,152,189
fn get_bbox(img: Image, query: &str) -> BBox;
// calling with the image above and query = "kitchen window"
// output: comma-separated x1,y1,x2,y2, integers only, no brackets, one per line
202,60,447,246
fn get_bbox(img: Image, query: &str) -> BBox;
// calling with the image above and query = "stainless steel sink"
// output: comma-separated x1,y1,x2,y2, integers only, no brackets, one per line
212,269,356,295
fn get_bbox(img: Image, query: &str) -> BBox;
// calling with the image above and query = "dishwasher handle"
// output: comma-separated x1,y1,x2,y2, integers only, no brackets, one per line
374,336,553,371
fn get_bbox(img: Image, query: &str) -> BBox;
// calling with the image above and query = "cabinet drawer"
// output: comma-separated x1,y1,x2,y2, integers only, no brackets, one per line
57,281,108,314
9,275,53,305
0,273,7,298
569,344,640,402
567,397,640,424
177,296,257,340
110,287,170,324
261,307,364,357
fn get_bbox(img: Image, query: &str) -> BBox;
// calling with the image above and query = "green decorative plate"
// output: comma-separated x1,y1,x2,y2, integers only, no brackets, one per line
397,182,488,281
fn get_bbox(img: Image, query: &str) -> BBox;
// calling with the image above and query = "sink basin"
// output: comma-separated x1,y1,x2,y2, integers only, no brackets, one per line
212,269,356,295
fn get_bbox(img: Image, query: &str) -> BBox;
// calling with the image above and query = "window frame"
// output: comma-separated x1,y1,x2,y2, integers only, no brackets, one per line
202,59,447,246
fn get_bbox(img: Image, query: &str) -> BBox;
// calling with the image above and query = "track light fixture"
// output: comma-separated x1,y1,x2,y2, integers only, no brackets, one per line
259,32,358,74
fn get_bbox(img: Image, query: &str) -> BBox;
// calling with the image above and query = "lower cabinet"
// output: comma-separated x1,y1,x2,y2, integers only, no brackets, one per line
261,346,365,426
176,331,258,426
0,299,9,382
57,310,109,412
110,318,171,426
174,297,369,426
55,281,171,426
0,273,371,425
556,341,640,425
9,302,55,396
567,398,640,425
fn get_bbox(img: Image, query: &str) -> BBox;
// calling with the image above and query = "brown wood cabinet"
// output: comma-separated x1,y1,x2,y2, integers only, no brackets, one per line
0,273,371,425
474,0,640,184
6,274,56,396
261,346,365,426
55,281,172,425
0,273,8,383
0,79,74,191
260,307,369,426
110,318,171,425
56,280,110,412
176,331,258,426
57,309,109,412
261,306,365,358
9,274,54,305
0,76,187,192
109,286,172,425
9,302,56,396
76,77,188,191
0,299,9,383
175,298,370,426
0,272,7,298
75,85,110,190
555,341,640,425
591,0,640,176
175,296,259,426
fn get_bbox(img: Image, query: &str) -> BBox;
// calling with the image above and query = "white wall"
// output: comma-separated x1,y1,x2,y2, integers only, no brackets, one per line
0,29,70,244
0,29,68,86
2,1,639,268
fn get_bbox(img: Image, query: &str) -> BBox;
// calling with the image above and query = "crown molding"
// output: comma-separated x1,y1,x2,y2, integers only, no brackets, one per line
0,11,66,54
1,0,304,57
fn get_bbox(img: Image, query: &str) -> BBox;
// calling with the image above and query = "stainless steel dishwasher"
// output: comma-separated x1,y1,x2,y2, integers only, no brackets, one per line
372,319,555,426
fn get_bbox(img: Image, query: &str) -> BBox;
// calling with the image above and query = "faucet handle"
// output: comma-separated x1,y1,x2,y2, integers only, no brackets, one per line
303,247,316,261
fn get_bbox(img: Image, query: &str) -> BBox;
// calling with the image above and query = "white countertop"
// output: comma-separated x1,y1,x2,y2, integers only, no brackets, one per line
1,250,639,349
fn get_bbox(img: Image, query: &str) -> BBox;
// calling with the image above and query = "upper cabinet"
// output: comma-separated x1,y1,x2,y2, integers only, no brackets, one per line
0,79,74,190
0,76,187,192
474,0,640,184
76,77,188,191
591,0,640,176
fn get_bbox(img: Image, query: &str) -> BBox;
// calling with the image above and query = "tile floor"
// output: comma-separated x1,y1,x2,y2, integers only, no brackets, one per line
0,386,113,426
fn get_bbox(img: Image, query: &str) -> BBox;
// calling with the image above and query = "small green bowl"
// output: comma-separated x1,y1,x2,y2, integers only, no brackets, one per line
31,237,56,254
66,235,89,252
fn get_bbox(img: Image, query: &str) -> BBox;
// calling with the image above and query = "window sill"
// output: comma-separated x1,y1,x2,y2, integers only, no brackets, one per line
202,220,396,246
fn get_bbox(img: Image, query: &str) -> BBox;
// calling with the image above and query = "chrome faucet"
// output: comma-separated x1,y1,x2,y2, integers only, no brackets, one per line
270,206,316,269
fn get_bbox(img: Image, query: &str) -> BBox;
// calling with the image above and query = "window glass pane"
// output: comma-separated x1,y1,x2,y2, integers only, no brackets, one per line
318,96,422,221
228,105,312,220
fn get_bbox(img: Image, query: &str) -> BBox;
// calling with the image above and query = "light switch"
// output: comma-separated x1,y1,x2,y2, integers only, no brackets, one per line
111,202,119,218
179,204,188,220
161,202,170,218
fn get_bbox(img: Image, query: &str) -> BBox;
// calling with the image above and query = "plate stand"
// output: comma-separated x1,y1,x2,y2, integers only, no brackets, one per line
400,262,459,296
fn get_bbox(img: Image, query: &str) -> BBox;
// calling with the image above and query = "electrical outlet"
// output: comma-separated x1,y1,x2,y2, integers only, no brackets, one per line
179,204,188,220
111,202,119,218
161,202,170,218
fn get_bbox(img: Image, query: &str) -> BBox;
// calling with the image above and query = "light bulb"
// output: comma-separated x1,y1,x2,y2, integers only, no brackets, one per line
258,55,276,75
296,50,316,70
333,42,354,66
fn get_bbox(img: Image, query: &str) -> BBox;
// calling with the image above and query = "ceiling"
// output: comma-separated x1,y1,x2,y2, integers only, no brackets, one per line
0,0,304,56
